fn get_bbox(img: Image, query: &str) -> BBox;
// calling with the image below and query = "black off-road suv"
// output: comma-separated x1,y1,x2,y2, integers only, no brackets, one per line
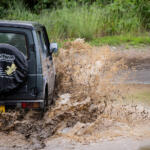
0,20,58,112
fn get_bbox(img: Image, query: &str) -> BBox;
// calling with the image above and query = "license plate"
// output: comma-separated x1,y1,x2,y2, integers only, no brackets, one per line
0,105,5,113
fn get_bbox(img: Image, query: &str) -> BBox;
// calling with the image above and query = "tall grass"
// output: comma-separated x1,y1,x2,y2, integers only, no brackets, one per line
4,1,145,41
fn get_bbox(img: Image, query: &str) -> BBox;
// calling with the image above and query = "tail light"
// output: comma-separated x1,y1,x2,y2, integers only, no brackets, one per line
22,102,40,109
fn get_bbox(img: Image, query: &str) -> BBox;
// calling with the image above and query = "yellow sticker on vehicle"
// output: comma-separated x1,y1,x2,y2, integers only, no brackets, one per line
5,63,17,75
0,105,5,113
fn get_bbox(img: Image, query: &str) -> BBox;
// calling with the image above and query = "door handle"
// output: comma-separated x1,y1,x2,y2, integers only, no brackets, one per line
47,65,50,69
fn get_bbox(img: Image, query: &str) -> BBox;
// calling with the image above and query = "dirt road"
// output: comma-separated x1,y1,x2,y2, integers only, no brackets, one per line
43,137,150,150
0,41,150,150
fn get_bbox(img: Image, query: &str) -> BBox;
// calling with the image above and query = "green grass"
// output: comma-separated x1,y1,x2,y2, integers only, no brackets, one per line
128,90,150,106
90,34,150,46
1,1,150,46
36,5,142,41
124,85,150,106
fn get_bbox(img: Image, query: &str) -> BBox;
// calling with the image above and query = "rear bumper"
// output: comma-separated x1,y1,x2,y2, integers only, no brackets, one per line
0,100,44,108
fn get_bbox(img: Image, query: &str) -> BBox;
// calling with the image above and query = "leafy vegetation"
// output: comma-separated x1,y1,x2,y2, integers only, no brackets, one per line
0,0,150,45
90,34,150,46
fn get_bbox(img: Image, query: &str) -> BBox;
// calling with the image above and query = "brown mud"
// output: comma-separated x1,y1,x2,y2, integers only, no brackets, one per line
0,39,150,150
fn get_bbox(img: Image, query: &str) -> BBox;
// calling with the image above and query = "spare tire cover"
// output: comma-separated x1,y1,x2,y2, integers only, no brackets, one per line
0,44,28,94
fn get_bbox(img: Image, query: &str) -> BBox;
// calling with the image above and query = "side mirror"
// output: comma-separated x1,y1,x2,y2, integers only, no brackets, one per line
50,43,58,54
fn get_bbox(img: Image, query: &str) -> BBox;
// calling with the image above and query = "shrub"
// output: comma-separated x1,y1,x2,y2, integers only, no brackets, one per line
0,0,149,41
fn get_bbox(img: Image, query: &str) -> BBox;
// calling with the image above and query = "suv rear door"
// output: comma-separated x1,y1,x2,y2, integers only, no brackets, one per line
0,27,37,99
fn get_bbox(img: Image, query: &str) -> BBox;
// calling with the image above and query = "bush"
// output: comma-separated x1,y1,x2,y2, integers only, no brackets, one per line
0,0,11,17
100,0,141,35
0,0,149,41
6,1,38,21
38,2,141,40
135,0,150,29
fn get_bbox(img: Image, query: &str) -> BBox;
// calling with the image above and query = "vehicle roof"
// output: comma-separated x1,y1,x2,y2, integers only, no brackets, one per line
0,20,43,29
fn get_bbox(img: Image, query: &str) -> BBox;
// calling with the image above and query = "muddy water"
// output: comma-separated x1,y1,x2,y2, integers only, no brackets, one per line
0,40,150,150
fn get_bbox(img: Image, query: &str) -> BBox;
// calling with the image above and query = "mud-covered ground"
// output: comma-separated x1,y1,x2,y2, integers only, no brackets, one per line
0,40,150,150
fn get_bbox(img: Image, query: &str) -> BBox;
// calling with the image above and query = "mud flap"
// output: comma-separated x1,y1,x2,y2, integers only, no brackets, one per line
0,105,5,113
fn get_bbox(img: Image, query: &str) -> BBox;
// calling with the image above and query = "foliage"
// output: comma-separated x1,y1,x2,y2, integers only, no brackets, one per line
0,0,11,17
90,33,150,46
135,0,150,29
0,0,150,44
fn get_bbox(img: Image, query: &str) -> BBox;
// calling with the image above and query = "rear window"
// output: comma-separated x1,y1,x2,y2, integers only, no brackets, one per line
0,32,27,56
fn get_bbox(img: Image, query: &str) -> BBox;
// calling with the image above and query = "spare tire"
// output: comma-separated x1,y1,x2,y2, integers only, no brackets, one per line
0,44,28,94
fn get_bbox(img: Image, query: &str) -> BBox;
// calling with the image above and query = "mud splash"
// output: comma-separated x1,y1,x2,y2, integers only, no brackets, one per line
51,39,150,142
55,39,128,101
0,39,150,149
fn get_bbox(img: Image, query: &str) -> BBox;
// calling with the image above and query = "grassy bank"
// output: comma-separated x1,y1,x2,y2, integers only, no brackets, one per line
124,84,150,106
2,1,150,46
90,34,150,46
